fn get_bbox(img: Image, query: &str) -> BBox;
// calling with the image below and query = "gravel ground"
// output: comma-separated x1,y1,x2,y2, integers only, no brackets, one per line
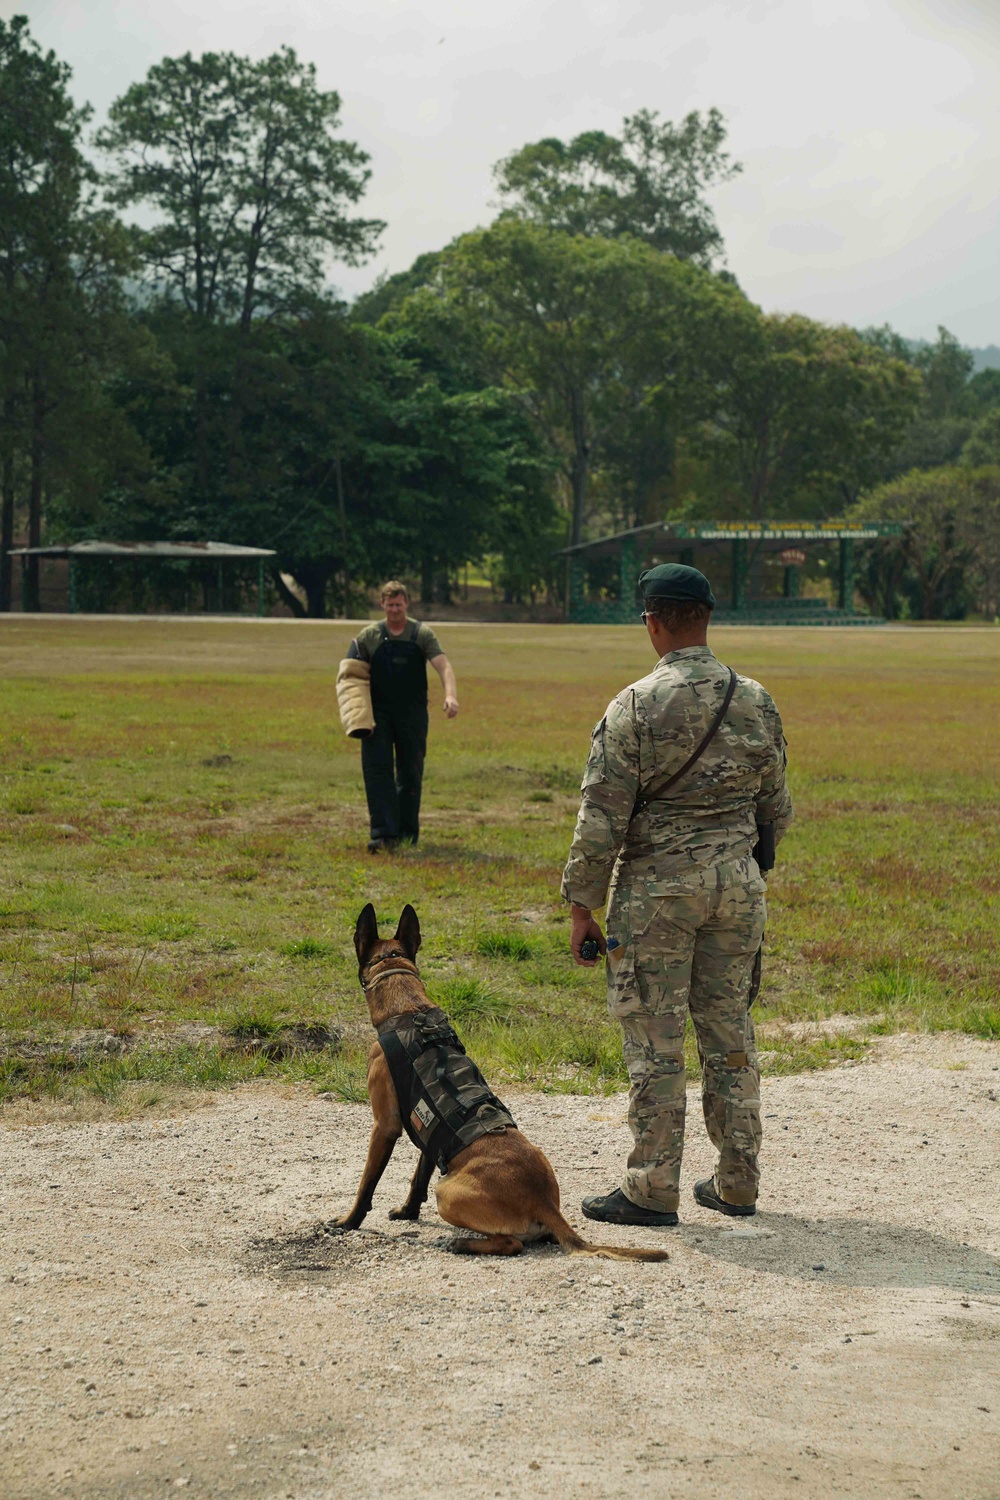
3,1033,999,1500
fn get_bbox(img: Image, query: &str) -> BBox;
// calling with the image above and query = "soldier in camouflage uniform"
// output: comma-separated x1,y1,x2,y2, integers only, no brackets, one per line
561,564,792,1225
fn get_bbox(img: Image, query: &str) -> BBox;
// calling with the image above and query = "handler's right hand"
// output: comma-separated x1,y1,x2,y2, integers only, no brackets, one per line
570,904,607,967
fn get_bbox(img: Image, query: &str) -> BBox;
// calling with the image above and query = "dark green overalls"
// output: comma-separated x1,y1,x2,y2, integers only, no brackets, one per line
361,620,429,843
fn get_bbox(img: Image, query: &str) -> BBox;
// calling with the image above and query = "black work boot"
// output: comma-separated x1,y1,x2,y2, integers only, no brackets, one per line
366,837,397,855
581,1188,678,1227
693,1176,756,1217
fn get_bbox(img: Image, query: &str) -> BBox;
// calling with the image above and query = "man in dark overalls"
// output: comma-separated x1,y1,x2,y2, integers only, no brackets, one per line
346,581,459,853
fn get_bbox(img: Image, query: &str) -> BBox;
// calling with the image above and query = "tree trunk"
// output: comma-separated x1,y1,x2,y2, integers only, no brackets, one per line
0,414,14,613
194,369,210,501
273,569,307,618
435,569,452,606
421,556,434,606
639,436,674,526
305,571,329,619
289,560,334,619
569,388,589,546
239,266,257,337
24,382,44,612
334,450,351,616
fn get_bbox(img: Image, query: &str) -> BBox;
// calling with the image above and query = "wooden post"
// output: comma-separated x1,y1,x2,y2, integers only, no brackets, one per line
257,557,264,617
838,538,854,612
731,538,747,611
568,555,585,621
619,537,637,621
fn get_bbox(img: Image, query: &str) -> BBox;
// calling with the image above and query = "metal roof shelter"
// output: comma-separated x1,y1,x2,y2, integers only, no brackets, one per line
10,540,276,616
556,519,906,625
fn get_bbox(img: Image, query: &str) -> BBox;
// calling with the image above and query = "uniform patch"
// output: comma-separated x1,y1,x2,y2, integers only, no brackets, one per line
410,1096,436,1132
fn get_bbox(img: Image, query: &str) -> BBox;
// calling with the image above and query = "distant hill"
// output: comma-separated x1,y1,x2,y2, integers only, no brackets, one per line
861,330,1000,371
970,345,1000,371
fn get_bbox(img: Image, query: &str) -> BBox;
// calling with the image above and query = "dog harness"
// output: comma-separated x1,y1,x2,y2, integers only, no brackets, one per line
377,1005,517,1172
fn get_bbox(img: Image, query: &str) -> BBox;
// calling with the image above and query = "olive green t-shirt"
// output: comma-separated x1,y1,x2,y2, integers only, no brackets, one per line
347,620,444,664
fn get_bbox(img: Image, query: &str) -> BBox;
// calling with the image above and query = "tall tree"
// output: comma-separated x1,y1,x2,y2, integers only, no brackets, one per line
859,324,980,477
0,14,133,610
963,408,1000,467
111,301,557,619
850,466,986,620
438,220,750,545
98,47,383,327
0,15,79,607
98,46,383,513
913,327,974,420
703,315,920,519
351,250,444,327
494,109,740,267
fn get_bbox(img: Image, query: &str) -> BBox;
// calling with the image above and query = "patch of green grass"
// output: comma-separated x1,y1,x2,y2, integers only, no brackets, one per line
139,913,197,941
429,976,518,1025
476,930,534,962
280,937,334,960
312,1052,370,1102
226,1003,281,1041
0,619,998,1107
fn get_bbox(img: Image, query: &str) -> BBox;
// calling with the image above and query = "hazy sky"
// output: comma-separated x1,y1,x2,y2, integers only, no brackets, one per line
12,0,1000,343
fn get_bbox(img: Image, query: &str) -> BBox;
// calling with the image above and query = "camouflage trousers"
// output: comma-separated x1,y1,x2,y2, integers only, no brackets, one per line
606,875,766,1213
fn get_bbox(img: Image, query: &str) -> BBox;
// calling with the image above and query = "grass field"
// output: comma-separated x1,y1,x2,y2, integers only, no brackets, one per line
1,616,998,1115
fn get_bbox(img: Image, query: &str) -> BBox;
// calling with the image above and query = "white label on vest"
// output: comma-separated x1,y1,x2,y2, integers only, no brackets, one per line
411,1097,435,1131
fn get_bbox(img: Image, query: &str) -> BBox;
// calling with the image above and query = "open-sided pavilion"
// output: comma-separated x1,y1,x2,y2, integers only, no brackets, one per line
9,540,276,616
557,519,905,625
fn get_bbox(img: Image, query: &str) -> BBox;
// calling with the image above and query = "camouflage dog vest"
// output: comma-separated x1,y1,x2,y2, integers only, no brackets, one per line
377,1006,517,1172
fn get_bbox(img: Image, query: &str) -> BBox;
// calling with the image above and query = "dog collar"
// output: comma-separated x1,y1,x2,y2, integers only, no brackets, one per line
362,965,419,992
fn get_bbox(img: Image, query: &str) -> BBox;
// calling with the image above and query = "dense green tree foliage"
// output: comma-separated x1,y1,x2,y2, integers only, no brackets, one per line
97,47,383,329
494,109,739,267
0,15,138,610
698,315,921,519
2,16,999,619
433,221,754,544
850,466,1000,620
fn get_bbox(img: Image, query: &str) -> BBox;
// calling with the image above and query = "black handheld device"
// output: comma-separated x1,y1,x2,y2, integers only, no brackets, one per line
753,821,776,873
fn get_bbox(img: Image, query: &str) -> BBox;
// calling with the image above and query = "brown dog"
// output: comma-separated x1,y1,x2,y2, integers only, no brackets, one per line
328,903,668,1262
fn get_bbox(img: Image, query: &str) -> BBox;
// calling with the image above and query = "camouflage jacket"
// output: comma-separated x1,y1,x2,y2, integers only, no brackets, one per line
561,645,793,910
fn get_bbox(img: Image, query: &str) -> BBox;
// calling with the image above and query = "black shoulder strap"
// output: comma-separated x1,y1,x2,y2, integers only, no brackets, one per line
634,666,737,814
379,1025,414,1122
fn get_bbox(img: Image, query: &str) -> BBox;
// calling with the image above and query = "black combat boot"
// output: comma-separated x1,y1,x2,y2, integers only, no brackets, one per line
581,1188,678,1227
693,1176,756,1217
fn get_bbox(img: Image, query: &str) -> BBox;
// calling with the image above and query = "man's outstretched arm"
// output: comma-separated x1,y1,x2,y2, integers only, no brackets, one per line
431,654,459,718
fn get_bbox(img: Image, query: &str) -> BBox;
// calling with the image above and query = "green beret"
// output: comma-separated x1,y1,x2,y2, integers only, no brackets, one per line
639,563,716,608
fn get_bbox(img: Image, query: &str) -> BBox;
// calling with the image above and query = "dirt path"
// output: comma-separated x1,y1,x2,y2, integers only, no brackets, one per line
3,1034,999,1500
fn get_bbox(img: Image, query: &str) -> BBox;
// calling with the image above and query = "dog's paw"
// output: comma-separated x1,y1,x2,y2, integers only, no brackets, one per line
322,1218,357,1236
388,1206,420,1221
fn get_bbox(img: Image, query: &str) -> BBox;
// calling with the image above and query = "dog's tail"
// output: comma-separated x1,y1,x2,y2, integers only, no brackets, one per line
539,1206,669,1264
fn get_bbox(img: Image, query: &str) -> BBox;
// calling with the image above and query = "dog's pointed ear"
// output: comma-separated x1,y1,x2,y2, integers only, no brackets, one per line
394,904,421,960
354,904,380,968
